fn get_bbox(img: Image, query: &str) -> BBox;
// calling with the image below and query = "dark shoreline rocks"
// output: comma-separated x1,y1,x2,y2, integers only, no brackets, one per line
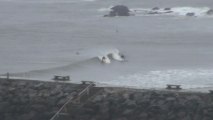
68,88,213,120
0,79,79,120
1,79,213,120
207,9,213,15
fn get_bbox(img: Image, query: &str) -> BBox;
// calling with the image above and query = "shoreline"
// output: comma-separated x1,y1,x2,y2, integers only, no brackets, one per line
1,77,212,93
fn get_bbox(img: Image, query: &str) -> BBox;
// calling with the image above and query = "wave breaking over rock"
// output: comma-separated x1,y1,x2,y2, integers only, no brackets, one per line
99,6,213,17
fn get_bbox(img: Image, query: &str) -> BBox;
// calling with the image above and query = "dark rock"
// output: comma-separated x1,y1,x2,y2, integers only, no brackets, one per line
8,87,16,92
33,83,44,90
0,79,10,85
32,104,46,112
19,111,36,120
128,93,135,100
148,105,162,114
93,95,103,102
166,97,176,102
105,5,130,17
203,117,213,120
186,12,195,16
4,113,14,120
167,111,176,120
193,114,202,120
182,115,191,120
17,81,27,87
19,97,29,104
50,89,60,96
152,7,160,10
122,109,133,116
207,9,213,15
177,111,187,118
164,8,171,10
139,112,148,118
124,99,136,109
0,102,10,112
147,11,159,15
57,98,67,105
115,117,128,120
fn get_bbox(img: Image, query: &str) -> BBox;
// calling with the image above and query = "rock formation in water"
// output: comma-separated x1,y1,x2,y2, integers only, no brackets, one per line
186,12,195,17
207,9,213,15
104,5,130,17
164,8,171,11
152,7,160,10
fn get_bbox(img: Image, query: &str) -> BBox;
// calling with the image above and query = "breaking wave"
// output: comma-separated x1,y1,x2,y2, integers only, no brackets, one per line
132,7,213,17
7,48,124,78
101,69,213,89
99,6,213,17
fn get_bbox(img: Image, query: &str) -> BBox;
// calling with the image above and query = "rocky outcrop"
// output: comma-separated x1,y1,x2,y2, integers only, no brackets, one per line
186,12,195,17
164,8,171,11
68,89,213,120
1,79,213,120
207,9,213,15
152,7,160,10
104,5,131,17
0,79,79,120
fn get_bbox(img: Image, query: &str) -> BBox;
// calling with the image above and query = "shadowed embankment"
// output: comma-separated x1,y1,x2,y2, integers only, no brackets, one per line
0,79,213,120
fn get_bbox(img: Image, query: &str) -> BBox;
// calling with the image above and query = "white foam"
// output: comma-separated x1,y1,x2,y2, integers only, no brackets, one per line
171,7,210,16
98,56,111,64
130,7,213,17
98,6,113,12
111,53,124,61
82,47,124,64
101,69,213,89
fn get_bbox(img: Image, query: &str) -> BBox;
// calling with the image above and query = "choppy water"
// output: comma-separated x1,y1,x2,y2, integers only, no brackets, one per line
0,0,213,89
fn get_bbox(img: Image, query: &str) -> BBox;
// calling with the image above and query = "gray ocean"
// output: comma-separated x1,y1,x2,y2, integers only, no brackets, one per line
1,0,213,89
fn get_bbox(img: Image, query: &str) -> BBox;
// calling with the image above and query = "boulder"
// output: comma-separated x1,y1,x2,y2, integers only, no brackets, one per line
93,95,103,102
152,7,160,10
31,104,47,112
33,83,44,90
57,98,67,105
105,5,130,17
186,12,195,17
139,112,148,118
147,11,159,15
207,9,213,15
0,102,10,112
164,8,171,10
166,97,176,102
19,111,36,120
122,109,133,116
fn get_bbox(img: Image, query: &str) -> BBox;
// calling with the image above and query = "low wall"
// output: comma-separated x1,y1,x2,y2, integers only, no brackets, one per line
0,79,79,120
1,79,213,120
68,88,213,120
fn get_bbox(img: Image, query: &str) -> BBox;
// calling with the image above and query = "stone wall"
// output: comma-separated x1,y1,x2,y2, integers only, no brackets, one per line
68,88,213,120
0,79,79,120
1,79,213,120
